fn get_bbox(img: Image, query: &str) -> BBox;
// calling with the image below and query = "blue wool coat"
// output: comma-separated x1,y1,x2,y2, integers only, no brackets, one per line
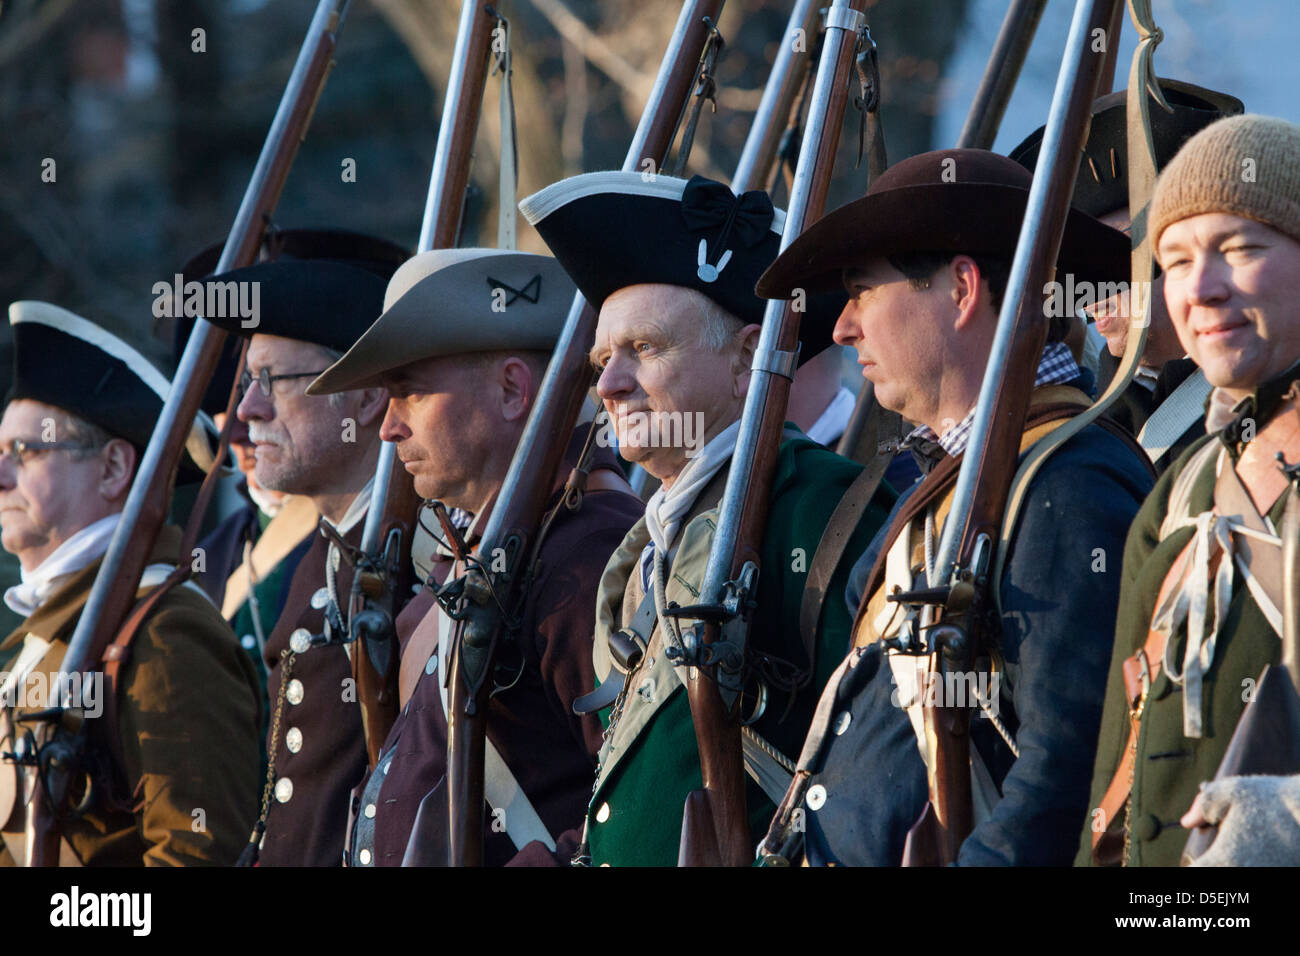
803,405,1154,866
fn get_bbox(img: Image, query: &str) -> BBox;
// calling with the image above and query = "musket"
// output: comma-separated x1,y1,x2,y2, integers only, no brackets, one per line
670,0,874,868
1182,443,1300,863
836,0,1046,466
444,0,727,867
889,0,1124,866
345,0,500,769
13,0,352,867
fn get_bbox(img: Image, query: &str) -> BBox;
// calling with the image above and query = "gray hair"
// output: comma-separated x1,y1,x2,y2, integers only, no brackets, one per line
695,296,746,352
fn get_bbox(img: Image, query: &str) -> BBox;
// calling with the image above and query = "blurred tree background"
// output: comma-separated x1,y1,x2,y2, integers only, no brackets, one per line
0,0,968,368
0,0,968,632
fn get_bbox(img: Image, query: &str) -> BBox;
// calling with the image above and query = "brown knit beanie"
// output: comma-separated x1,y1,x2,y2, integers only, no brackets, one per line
1151,114,1300,258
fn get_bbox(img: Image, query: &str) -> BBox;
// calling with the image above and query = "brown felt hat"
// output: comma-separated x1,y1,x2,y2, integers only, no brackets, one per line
756,148,1131,299
306,248,575,395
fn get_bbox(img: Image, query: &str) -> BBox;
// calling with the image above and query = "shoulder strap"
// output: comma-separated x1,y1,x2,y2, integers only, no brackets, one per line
799,461,890,670
1137,368,1211,464
99,563,193,797
991,398,1157,616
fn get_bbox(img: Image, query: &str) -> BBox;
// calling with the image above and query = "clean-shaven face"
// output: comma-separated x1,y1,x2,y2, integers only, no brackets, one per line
1159,213,1300,397
590,284,749,484
0,400,112,571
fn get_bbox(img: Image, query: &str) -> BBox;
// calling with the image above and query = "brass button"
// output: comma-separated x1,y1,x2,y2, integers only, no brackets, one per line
364,803,376,819
274,777,293,803
595,802,611,823
310,587,330,610
833,712,852,736
285,727,302,754
286,679,304,705
424,655,437,676
358,848,372,865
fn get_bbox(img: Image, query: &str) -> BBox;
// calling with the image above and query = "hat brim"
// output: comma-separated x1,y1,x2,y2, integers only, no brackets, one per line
307,253,576,395
757,182,1132,299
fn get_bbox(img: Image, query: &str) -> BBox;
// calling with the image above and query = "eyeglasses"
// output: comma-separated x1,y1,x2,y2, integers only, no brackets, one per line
239,367,329,397
0,439,102,468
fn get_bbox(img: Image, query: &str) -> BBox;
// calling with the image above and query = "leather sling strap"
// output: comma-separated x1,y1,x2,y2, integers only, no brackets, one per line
1090,536,1196,864
799,456,892,671
99,563,193,798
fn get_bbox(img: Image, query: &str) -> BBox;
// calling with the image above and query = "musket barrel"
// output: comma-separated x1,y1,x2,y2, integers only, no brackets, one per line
477,0,726,557
420,0,497,251
957,0,1047,149
700,0,866,605
55,0,351,704
731,0,820,193
933,0,1119,580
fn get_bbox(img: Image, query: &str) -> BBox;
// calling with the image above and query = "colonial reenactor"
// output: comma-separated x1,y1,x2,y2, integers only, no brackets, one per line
198,230,409,865
0,302,261,866
1081,114,1300,866
304,248,643,866
519,171,896,866
1011,79,1243,472
756,148,1156,865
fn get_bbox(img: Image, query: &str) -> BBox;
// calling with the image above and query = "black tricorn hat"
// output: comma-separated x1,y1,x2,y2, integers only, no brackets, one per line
173,229,410,368
519,172,843,363
756,148,1130,299
170,229,410,415
8,301,214,472
1008,78,1244,219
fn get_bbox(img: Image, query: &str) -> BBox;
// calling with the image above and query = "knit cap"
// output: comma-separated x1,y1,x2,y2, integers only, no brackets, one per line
1151,114,1300,256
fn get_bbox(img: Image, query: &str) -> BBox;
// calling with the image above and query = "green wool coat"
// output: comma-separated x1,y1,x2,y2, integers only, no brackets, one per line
1078,430,1285,867
584,436,893,866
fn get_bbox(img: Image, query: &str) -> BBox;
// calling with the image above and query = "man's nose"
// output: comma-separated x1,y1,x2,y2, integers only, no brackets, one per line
1187,254,1231,306
236,383,271,423
0,455,16,491
832,301,861,347
595,353,636,402
379,399,410,443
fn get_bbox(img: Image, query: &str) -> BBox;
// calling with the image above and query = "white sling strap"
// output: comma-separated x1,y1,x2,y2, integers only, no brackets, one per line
1137,367,1211,463
435,607,556,852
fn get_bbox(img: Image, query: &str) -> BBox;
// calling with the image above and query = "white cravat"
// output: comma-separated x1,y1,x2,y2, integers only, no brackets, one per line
640,419,743,590
4,514,122,618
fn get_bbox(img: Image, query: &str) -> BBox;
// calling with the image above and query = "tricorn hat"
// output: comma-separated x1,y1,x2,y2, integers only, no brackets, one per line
307,249,577,395
756,148,1130,299
177,229,410,359
519,171,843,363
9,301,214,473
1008,78,1244,219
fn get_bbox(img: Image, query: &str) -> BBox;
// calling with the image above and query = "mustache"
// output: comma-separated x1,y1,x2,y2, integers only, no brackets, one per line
246,424,282,445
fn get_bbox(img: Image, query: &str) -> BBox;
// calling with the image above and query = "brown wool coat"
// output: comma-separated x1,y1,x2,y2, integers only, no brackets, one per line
0,526,262,866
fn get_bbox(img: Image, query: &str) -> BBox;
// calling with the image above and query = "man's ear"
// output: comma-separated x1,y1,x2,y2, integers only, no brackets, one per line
355,387,389,428
949,255,985,331
731,323,762,398
498,357,534,424
99,439,136,502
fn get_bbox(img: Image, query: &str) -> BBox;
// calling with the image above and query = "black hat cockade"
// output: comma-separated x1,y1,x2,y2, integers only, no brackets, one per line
520,171,843,363
1009,78,1244,219
8,301,213,473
